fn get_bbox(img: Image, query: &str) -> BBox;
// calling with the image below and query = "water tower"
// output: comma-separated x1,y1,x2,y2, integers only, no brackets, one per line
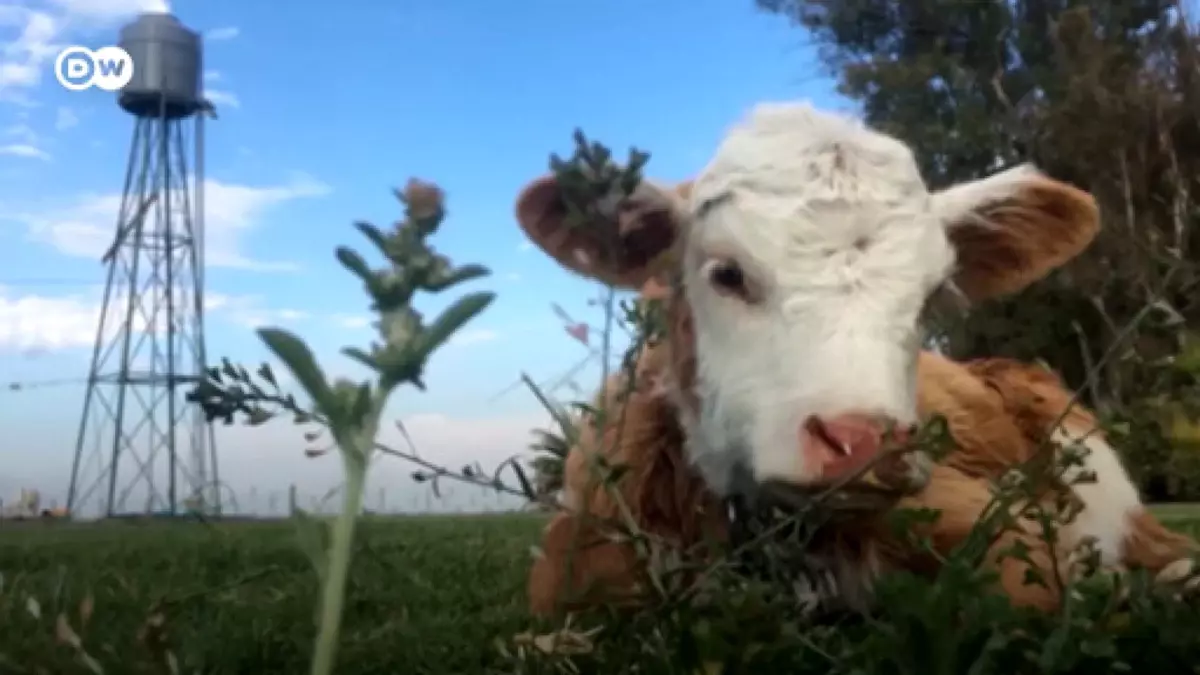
67,12,220,518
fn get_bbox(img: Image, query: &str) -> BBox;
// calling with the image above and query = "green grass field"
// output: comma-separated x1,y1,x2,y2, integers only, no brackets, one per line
0,514,547,673
1,505,1198,674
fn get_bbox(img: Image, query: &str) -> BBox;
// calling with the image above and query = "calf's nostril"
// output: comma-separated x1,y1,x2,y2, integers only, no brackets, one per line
817,414,887,451
803,415,849,457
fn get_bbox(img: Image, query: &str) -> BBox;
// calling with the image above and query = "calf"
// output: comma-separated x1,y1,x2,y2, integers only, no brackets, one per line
520,101,1197,614
530,323,1197,614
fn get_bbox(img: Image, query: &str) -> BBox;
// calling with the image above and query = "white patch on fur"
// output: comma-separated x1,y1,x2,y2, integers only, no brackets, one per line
662,101,1059,491
1050,425,1141,564
555,99,1071,500
677,102,959,488
927,164,1045,228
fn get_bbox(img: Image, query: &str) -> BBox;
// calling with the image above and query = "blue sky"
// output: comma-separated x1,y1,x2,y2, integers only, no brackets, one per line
0,0,845,515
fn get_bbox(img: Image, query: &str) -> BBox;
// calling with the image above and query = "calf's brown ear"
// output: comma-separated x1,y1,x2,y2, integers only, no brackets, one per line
515,175,687,289
931,164,1099,302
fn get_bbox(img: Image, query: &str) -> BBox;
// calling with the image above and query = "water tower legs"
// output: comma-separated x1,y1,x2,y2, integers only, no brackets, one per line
66,110,218,518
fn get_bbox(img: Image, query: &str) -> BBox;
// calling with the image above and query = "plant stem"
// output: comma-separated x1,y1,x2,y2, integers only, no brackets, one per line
599,286,616,391
310,443,369,675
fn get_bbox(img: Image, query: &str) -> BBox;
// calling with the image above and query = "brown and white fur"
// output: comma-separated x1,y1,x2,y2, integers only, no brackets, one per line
520,101,1198,615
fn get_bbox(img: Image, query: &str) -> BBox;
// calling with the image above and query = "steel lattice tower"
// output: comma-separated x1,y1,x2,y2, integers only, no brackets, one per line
67,12,220,518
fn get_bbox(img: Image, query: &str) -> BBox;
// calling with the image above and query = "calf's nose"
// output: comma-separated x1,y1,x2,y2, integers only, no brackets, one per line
800,413,913,482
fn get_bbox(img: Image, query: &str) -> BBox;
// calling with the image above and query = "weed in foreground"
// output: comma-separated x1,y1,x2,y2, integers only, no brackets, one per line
188,179,500,675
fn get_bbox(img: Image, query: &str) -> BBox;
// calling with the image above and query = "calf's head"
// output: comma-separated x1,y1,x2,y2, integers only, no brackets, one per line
516,102,1099,495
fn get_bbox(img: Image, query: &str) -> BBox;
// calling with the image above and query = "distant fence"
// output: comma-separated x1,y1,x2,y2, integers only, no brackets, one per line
1,482,534,521
244,484,530,517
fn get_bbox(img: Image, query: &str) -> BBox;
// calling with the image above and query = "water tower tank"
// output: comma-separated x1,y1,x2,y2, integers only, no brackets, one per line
117,13,202,119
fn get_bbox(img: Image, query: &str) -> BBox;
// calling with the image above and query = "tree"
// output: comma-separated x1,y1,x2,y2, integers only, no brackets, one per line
758,0,1200,499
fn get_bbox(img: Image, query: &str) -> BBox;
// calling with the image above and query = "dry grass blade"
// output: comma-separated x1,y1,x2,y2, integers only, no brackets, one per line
54,613,81,649
79,592,94,628
512,625,603,656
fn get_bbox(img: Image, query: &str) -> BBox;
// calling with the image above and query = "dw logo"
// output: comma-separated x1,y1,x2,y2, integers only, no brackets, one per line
54,46,134,92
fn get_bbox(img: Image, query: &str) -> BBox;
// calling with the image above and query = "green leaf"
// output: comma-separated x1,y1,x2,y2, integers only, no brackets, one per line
256,363,277,387
256,328,338,424
246,407,274,426
353,221,389,253
423,264,491,292
505,458,537,500
522,373,579,447
350,382,374,430
341,347,379,372
1177,337,1200,374
335,246,373,282
418,292,496,357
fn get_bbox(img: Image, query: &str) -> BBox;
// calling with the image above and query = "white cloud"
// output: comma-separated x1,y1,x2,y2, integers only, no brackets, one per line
0,10,58,98
517,241,533,252
0,287,310,354
0,285,183,353
205,88,239,109
334,314,371,329
0,285,101,350
203,70,220,81
202,292,311,329
4,122,36,143
20,174,331,270
203,292,234,311
449,328,499,347
505,272,521,282
0,143,49,160
0,122,50,159
205,26,238,41
54,105,77,130
47,0,169,22
234,308,311,328
0,0,169,103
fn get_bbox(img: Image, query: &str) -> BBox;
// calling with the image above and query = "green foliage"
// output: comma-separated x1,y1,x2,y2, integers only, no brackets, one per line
500,517,1200,673
188,179,496,675
0,517,545,673
520,129,658,506
1,513,1198,673
549,129,650,240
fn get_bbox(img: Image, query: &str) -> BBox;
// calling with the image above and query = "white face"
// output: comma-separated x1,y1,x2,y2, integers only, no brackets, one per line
514,99,1099,498
677,103,958,492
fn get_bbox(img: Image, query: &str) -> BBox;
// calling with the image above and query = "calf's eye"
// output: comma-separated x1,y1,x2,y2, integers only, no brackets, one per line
704,259,751,300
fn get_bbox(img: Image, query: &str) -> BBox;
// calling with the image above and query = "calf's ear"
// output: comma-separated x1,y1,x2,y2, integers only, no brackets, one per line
515,175,689,289
930,164,1099,302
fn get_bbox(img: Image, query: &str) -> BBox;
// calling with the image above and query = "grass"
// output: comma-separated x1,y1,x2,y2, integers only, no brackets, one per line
0,505,1197,674
1144,502,1200,523
0,513,546,674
